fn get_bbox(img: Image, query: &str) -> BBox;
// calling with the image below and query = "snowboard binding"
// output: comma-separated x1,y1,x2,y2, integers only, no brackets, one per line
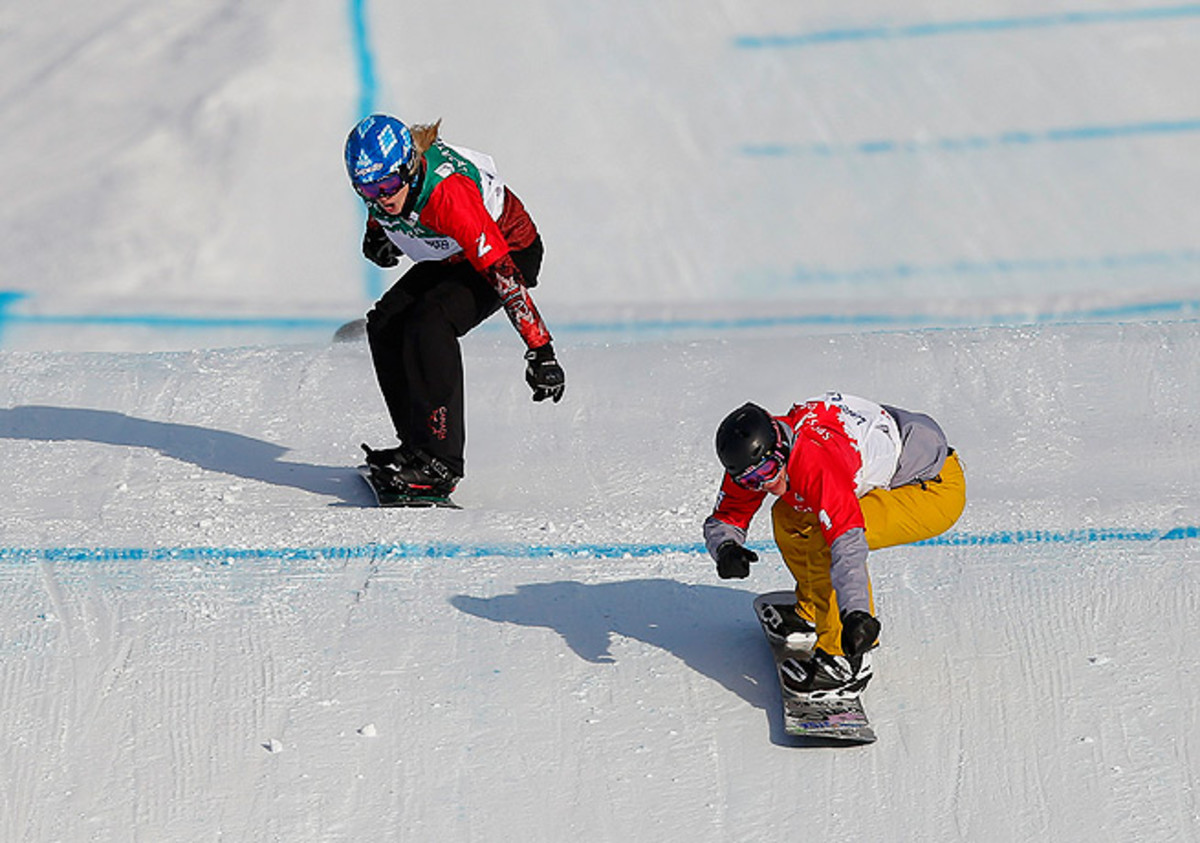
359,443,461,508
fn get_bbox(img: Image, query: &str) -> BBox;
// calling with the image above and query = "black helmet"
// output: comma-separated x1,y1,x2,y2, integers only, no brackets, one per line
715,402,785,475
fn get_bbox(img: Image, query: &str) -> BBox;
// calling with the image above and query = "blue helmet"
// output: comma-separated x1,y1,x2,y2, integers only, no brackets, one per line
344,114,415,188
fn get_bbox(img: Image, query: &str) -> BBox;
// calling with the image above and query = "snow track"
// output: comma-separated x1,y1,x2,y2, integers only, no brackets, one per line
2,327,1199,840
5,0,1200,838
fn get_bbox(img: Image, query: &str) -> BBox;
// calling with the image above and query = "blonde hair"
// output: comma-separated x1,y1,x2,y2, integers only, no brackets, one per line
410,120,442,159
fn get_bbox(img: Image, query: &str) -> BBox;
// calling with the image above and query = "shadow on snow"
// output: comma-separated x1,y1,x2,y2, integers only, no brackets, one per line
0,405,365,505
451,578,814,746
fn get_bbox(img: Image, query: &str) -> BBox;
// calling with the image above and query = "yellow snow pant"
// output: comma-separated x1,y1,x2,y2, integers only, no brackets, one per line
770,451,966,655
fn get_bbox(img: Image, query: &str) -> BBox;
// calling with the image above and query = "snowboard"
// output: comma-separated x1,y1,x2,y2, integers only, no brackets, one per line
357,465,460,509
753,591,876,744
333,317,366,343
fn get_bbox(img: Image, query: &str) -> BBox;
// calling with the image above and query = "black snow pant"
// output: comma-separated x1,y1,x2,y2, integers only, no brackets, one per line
365,237,544,477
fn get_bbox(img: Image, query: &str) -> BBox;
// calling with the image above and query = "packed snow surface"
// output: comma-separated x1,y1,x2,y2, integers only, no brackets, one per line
3,1,1200,841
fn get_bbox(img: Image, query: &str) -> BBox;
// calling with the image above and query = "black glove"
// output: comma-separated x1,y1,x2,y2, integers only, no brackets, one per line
841,610,881,656
715,540,757,579
362,224,400,268
524,343,565,403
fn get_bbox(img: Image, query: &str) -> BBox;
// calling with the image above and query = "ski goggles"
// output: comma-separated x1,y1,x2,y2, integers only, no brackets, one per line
730,447,788,491
729,429,796,489
356,169,411,200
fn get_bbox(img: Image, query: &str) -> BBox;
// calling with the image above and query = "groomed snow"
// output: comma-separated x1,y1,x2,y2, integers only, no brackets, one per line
3,2,1200,841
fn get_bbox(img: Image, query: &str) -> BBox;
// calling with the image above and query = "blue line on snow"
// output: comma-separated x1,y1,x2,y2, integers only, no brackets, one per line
5,312,345,331
557,301,1200,334
742,118,1200,158
1,526,1197,564
347,0,385,300
733,5,1200,49
0,291,27,345
787,250,1200,285
348,0,378,121
0,292,1198,337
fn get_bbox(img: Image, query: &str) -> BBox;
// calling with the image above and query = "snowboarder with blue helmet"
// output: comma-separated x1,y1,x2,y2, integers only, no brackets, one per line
345,114,565,505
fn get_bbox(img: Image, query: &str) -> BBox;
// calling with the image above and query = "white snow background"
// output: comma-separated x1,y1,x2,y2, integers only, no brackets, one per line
2,2,1200,841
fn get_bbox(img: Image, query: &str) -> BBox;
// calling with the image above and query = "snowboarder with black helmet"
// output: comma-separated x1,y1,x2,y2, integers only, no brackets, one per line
706,392,966,695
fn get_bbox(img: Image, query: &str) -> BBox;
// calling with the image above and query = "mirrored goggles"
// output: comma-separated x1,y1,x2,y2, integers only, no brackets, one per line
731,449,788,491
356,170,410,200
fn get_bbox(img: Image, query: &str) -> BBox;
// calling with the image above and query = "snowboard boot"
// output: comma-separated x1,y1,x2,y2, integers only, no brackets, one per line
392,451,459,499
361,443,460,506
757,601,818,650
361,442,415,471
779,648,873,701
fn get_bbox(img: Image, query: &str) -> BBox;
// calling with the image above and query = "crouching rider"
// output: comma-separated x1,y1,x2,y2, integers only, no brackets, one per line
704,392,966,697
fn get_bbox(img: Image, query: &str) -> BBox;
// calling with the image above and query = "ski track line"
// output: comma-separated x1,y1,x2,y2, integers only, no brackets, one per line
776,251,1200,287
346,0,383,301
0,525,1197,564
7,295,1200,338
742,119,1200,158
3,294,1199,344
732,5,1200,49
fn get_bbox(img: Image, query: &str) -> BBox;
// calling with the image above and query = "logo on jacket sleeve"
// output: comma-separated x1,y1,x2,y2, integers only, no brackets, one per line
476,232,493,259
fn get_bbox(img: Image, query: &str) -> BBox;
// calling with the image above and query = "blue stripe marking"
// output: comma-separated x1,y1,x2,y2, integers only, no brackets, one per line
6,312,345,331
555,297,1200,335
0,294,1198,338
348,0,378,121
0,291,26,345
742,118,1200,157
787,250,1200,284
0,526,1197,564
4,249,1200,339
347,0,385,301
734,5,1200,49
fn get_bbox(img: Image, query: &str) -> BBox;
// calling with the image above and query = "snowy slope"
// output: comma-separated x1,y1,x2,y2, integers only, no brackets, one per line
4,2,1200,347
3,325,1200,841
3,1,1200,841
